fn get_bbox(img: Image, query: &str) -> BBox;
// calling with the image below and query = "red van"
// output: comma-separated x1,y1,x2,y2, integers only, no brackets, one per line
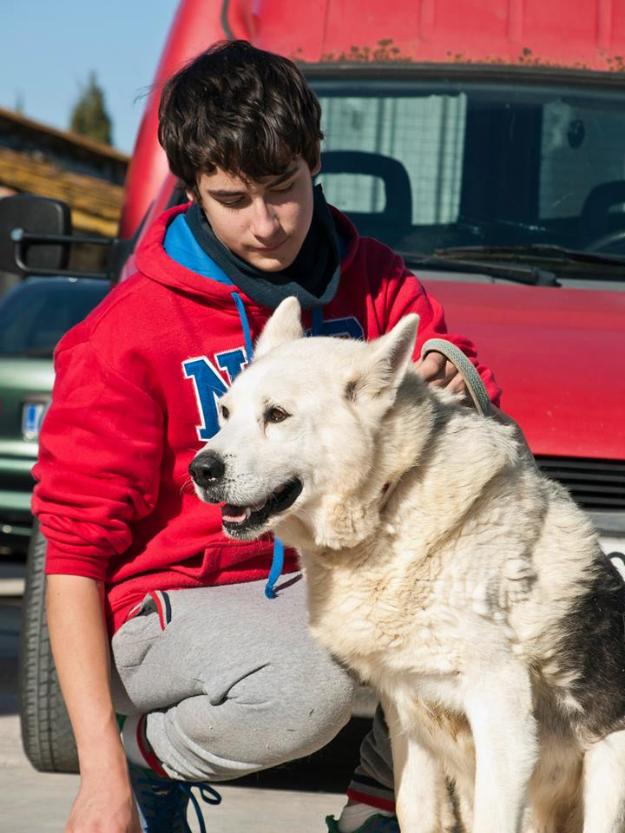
14,0,625,772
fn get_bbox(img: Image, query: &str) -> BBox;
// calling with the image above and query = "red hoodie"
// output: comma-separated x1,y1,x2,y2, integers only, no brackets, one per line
33,205,501,633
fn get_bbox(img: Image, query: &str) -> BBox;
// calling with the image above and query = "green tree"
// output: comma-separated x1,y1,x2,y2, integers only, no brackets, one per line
69,71,113,145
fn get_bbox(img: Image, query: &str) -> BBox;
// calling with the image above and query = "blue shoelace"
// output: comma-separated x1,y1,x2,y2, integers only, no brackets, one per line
131,763,221,833
178,782,222,833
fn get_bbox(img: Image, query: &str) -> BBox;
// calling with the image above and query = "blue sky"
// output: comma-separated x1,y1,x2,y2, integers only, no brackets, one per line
1,0,180,154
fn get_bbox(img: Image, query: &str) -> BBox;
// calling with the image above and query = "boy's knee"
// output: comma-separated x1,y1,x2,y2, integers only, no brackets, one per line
278,661,355,757
154,661,355,780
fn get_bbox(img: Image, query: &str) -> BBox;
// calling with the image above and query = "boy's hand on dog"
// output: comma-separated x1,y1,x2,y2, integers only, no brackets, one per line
416,350,468,399
417,353,531,451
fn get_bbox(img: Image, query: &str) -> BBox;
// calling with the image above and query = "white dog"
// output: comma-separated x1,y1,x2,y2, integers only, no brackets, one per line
190,297,625,833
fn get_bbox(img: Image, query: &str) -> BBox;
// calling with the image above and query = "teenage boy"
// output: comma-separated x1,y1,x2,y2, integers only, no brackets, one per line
34,40,501,833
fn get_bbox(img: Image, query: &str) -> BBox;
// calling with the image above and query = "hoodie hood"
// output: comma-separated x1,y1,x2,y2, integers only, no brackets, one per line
134,200,360,312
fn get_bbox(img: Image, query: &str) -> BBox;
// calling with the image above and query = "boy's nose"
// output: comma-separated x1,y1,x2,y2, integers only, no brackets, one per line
251,200,280,238
189,451,226,487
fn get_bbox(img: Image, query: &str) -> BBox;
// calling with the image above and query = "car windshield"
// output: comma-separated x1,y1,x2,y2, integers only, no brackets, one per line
0,278,108,358
313,77,625,277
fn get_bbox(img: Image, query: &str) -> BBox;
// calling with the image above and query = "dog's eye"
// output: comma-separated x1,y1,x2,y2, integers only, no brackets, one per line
220,404,230,420
266,406,289,424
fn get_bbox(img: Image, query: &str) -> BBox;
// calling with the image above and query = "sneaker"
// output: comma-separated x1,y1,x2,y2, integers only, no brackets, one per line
325,813,400,833
129,762,221,833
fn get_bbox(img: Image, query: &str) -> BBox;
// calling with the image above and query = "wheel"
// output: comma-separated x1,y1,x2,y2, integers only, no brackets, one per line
18,521,78,773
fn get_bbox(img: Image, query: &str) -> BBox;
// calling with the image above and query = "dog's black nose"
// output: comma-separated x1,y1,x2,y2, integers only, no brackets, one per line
189,451,225,487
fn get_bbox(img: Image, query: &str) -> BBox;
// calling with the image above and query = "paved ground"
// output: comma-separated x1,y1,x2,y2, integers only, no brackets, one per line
0,740,346,832
0,559,368,832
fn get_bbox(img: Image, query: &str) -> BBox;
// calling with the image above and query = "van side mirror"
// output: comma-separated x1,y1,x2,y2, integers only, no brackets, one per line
0,194,72,277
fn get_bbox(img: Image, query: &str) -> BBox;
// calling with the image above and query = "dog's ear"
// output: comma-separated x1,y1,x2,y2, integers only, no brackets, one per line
254,297,304,360
350,314,419,402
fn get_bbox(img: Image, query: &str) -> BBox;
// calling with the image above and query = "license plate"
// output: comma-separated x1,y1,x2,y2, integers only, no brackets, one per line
21,401,49,441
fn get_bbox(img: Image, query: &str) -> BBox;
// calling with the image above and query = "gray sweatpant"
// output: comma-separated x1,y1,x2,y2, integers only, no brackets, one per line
110,574,394,797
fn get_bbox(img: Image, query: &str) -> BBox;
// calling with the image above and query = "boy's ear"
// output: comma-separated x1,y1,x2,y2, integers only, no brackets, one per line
254,297,304,360
349,314,419,402
186,178,202,204
310,143,321,177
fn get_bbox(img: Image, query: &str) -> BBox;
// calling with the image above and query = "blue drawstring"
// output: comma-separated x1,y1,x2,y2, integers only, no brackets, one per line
231,292,325,601
263,307,325,598
264,537,284,599
230,291,255,362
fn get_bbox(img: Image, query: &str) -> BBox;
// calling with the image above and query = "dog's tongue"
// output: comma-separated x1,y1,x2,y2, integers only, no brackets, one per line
221,504,251,524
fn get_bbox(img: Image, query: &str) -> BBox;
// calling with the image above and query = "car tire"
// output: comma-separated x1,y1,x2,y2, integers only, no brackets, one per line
18,521,78,773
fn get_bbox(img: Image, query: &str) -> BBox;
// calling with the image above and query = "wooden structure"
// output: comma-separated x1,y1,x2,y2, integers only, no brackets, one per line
0,107,129,237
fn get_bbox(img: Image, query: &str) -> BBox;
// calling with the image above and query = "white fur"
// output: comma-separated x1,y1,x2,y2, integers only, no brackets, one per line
193,298,625,833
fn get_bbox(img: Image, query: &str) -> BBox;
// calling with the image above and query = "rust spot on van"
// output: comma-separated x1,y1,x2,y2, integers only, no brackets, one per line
437,47,620,72
308,38,414,63
606,54,625,71
294,39,625,72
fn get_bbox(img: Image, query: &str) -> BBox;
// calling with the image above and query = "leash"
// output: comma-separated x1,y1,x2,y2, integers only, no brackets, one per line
420,338,492,416
380,340,492,513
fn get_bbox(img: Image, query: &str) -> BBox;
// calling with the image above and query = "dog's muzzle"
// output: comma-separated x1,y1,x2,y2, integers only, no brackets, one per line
189,451,225,490
189,450,303,539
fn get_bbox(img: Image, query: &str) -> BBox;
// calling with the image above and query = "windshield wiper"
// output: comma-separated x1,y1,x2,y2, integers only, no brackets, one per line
397,250,561,287
432,244,625,276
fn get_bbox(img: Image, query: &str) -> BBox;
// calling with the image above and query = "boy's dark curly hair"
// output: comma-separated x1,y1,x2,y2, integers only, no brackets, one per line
158,40,323,196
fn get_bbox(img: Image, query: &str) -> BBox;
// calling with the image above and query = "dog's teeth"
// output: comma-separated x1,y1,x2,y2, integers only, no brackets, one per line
222,505,251,523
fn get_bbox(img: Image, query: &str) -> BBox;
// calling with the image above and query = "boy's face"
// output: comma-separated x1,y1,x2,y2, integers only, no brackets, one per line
192,156,319,272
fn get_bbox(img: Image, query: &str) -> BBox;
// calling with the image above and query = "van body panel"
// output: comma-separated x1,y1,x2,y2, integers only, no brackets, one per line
422,279,625,457
251,0,625,70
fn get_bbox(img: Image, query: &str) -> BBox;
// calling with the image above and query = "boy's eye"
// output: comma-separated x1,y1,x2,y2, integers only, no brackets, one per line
220,198,245,208
266,406,290,424
273,181,295,194
220,405,230,420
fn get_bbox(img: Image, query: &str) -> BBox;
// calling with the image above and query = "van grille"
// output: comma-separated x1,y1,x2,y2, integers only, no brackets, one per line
535,456,625,512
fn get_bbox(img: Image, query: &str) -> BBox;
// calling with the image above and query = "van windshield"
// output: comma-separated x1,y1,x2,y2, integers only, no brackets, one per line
313,78,625,273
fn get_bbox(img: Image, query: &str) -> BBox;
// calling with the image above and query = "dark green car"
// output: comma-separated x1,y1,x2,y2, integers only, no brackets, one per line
0,276,109,554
